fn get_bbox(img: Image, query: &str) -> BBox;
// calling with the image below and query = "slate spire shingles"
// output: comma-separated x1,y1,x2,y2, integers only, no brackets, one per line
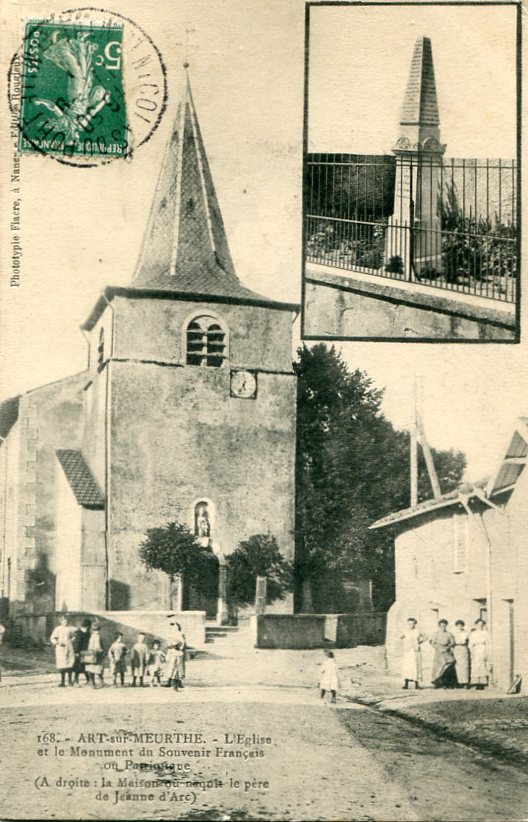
131,70,269,303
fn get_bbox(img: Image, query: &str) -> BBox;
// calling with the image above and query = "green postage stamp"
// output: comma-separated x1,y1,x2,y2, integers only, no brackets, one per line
19,21,128,159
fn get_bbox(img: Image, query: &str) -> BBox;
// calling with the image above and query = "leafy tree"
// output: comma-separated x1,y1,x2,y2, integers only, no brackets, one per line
138,521,216,609
294,344,466,613
226,535,293,610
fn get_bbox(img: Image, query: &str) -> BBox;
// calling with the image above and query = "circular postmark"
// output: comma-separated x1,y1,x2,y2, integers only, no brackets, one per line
8,7,168,167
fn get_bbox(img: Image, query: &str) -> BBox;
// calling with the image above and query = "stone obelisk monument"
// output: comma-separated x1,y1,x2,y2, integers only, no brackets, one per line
385,36,446,277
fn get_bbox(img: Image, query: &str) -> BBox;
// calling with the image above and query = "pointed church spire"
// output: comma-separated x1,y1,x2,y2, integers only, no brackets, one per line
132,68,258,301
395,36,444,152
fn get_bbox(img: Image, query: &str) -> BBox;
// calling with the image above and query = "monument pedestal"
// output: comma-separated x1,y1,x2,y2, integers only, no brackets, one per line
386,150,444,278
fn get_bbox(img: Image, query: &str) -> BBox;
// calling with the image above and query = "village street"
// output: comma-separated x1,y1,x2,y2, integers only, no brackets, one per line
1,643,528,821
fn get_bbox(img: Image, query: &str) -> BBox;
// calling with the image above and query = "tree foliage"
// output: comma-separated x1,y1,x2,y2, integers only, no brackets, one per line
138,521,216,592
294,344,466,612
226,534,293,609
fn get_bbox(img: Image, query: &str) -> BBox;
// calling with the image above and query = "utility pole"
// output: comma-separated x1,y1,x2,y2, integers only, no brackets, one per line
410,382,418,507
410,377,442,505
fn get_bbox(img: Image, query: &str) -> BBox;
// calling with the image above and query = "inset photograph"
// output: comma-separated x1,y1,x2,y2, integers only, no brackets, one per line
302,2,520,341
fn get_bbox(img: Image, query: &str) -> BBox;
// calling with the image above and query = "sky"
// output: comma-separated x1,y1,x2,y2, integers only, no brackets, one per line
0,0,525,485
308,3,517,158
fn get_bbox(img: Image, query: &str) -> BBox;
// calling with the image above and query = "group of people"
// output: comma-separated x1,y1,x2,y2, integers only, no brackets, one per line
401,616,490,690
49,614,187,690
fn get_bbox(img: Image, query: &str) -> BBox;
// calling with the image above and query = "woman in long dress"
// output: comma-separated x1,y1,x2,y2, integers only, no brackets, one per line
453,619,470,688
50,615,75,687
430,619,456,688
400,617,425,689
469,618,490,689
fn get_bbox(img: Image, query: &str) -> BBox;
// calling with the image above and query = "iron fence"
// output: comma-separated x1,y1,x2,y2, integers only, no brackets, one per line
304,154,518,303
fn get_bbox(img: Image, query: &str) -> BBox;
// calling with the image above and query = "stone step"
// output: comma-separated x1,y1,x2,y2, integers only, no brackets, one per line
203,624,253,652
205,625,239,644
205,621,240,634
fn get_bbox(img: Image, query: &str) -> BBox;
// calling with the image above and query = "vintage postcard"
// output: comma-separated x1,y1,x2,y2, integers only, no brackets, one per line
302,1,521,341
0,0,527,820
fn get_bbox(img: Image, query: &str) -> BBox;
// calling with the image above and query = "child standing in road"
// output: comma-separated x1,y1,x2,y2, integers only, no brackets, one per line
130,632,149,687
108,632,128,687
319,650,340,704
148,640,165,687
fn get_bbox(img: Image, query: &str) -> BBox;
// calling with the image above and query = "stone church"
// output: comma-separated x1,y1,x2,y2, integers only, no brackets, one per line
0,74,298,634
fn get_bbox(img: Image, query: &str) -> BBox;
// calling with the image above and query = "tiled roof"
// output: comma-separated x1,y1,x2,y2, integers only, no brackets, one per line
56,450,104,509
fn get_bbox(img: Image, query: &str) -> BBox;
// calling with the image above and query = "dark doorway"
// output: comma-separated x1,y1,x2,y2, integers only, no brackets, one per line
183,557,219,619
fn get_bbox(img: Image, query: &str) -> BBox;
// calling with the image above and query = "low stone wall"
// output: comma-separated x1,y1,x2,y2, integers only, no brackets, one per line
334,612,386,648
305,265,516,341
8,610,206,651
253,614,327,649
252,613,387,649
7,613,50,646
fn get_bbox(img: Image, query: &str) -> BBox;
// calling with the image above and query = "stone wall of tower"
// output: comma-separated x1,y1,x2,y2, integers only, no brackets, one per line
100,296,296,611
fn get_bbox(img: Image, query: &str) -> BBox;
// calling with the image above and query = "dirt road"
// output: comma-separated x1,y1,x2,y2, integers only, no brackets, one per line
0,684,527,820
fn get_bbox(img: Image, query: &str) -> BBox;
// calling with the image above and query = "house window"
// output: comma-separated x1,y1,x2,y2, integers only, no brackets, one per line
453,511,468,573
474,598,487,622
97,327,105,368
186,316,226,367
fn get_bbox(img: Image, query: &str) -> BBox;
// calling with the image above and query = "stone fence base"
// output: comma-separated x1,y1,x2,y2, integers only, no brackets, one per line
304,264,516,341
252,612,387,649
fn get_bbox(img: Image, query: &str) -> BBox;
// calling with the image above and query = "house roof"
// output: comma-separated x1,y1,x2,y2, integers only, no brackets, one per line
56,450,104,509
371,416,528,532
369,485,480,531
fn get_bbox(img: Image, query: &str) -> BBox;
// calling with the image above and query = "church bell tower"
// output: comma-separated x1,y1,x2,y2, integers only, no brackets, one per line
81,70,299,621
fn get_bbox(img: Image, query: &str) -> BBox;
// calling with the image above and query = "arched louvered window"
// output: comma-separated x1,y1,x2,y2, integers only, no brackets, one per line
97,327,105,368
186,316,226,367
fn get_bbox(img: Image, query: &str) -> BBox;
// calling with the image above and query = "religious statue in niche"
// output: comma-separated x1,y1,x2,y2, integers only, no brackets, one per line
195,502,211,539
